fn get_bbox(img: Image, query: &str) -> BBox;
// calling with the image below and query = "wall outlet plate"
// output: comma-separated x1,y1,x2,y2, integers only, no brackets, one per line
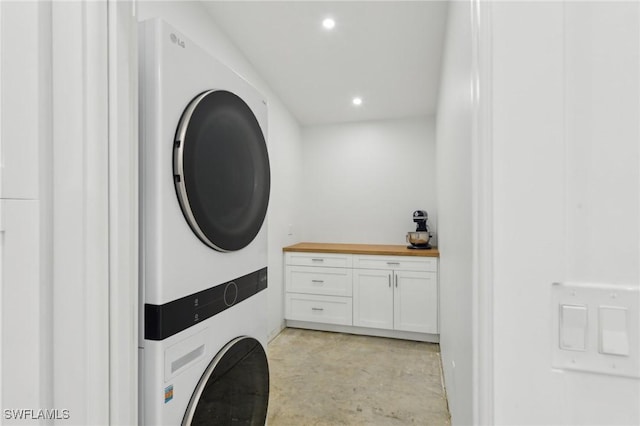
551,282,639,378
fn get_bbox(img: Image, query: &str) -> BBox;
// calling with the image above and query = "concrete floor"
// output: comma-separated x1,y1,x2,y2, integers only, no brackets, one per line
266,328,451,425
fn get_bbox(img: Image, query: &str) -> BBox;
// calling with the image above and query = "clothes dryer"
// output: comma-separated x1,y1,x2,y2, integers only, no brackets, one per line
138,19,270,424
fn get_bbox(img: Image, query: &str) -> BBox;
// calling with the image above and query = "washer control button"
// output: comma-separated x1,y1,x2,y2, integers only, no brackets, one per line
224,281,238,307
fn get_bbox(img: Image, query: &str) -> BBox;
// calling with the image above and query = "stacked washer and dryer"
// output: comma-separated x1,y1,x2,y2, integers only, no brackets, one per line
139,19,271,425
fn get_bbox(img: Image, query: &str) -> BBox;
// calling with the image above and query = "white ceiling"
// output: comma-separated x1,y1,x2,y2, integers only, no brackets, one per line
203,1,449,126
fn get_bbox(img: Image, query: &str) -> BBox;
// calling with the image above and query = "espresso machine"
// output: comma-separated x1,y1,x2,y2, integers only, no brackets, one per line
406,210,431,249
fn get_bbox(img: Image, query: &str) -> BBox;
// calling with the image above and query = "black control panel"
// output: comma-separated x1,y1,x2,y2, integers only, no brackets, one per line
145,267,267,341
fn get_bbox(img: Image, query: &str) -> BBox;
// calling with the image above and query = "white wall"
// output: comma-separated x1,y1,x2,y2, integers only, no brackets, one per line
435,1,473,425
300,116,436,244
137,1,302,340
490,2,640,424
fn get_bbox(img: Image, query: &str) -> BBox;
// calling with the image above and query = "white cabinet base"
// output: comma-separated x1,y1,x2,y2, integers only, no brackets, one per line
284,248,439,342
285,320,440,344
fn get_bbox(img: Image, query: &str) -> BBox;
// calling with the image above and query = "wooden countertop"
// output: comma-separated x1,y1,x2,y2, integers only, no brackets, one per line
283,242,439,257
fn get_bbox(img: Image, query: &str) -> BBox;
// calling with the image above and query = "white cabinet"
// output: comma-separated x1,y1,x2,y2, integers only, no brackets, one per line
284,252,353,326
285,252,352,268
353,263,438,334
394,270,438,333
352,269,394,329
286,265,352,297
283,247,439,340
353,255,438,272
285,293,352,325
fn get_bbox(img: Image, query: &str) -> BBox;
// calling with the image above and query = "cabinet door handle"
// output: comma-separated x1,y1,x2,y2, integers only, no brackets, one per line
395,274,398,288
311,307,324,311
388,274,391,287
311,279,324,284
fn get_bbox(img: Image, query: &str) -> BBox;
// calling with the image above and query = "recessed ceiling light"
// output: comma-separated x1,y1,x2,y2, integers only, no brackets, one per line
352,97,363,106
322,18,335,30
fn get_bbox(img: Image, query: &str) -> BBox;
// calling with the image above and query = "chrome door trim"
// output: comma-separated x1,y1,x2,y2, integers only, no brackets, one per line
173,89,229,252
182,335,261,425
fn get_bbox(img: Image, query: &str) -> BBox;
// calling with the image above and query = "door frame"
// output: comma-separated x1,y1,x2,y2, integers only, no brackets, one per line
51,1,138,423
471,0,495,424
107,1,139,424
48,0,496,422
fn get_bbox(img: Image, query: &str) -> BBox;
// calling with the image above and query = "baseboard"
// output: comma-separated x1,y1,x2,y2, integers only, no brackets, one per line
285,320,439,343
267,320,286,343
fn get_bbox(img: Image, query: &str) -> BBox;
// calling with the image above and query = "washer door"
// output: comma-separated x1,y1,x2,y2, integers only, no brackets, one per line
174,90,270,252
182,336,269,425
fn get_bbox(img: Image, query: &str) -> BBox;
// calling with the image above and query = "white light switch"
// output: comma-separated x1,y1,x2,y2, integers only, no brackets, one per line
560,304,587,351
552,282,639,378
599,307,629,356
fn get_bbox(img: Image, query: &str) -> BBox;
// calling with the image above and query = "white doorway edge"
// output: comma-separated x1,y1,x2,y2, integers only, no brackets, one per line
471,1,494,425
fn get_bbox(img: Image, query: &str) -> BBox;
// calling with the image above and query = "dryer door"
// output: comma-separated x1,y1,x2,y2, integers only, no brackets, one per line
174,90,270,252
182,336,269,425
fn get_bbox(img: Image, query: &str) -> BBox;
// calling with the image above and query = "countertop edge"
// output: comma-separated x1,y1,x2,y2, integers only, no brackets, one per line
282,242,439,258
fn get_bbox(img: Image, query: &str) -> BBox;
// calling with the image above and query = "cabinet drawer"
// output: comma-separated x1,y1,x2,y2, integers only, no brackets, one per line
286,266,352,297
285,252,352,268
285,294,353,326
353,255,438,272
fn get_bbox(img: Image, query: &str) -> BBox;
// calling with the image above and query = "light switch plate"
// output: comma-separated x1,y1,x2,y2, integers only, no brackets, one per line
551,282,639,378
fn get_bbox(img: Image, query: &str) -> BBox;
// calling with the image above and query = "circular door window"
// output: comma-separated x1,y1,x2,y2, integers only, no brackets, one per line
182,336,269,425
174,90,270,252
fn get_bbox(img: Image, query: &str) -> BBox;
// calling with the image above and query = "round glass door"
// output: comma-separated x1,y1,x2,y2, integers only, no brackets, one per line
174,90,271,252
182,336,269,425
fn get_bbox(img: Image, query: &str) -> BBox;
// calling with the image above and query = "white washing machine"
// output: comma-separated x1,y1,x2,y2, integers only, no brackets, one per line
138,19,270,425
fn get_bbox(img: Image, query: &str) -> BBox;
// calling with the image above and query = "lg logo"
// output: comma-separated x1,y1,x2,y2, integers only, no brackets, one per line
170,33,185,48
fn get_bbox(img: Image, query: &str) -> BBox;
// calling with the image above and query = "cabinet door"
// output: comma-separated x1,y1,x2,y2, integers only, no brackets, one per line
353,269,393,330
394,271,438,334
1,200,41,410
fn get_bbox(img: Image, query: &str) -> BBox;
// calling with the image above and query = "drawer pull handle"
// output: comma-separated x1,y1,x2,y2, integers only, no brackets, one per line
311,307,324,311
311,280,324,284
387,262,400,265
311,258,324,262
